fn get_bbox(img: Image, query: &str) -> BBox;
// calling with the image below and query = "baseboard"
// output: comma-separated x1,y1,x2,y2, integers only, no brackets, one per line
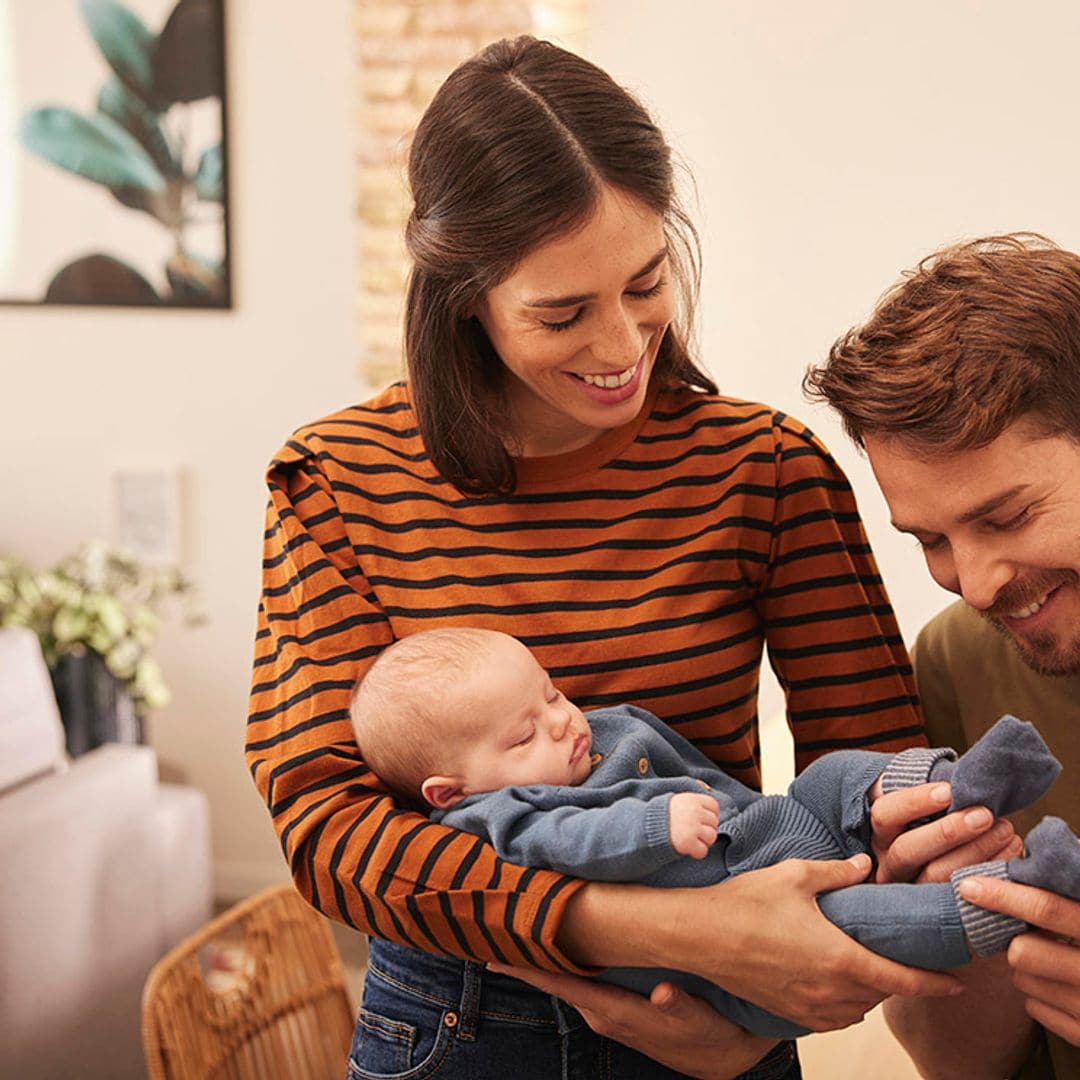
213,858,292,904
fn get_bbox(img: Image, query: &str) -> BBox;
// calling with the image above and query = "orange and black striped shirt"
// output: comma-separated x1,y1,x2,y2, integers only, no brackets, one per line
246,381,924,971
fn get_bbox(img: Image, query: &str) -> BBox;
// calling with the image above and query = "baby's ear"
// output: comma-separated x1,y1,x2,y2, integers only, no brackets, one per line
422,775,466,809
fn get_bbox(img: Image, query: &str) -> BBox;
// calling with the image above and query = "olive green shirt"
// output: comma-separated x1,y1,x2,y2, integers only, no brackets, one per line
914,600,1080,1080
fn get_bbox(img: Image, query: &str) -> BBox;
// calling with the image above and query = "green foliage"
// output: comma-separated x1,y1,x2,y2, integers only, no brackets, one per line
0,542,204,714
194,143,223,202
97,75,179,178
20,107,166,193
80,0,161,109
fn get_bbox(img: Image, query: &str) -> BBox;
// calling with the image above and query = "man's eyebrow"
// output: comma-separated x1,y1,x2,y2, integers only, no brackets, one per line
524,247,668,309
891,484,1031,534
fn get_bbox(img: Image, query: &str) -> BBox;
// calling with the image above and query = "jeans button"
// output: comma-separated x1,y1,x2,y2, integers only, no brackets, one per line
443,1011,459,1029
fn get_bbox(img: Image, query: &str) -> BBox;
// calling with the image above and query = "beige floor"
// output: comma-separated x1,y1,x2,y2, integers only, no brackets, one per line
801,1006,919,1079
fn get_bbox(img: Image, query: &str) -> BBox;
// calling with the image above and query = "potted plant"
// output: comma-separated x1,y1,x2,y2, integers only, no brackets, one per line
0,541,202,755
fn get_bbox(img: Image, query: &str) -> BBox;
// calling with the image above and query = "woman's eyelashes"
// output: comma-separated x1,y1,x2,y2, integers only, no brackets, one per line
542,309,584,332
539,278,667,333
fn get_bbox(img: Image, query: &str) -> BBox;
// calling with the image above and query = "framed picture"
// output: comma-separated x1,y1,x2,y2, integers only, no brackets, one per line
0,0,231,307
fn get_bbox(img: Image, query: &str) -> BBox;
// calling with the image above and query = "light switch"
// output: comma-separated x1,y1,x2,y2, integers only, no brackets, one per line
113,468,184,565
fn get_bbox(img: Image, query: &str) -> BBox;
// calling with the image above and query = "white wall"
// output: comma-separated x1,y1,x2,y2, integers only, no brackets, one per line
1,0,367,898
586,0,1080,749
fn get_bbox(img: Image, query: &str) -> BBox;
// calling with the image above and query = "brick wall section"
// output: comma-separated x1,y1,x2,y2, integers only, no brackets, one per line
355,1,587,386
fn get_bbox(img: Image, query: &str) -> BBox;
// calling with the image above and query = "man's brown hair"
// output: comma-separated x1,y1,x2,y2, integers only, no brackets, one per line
804,234,1080,452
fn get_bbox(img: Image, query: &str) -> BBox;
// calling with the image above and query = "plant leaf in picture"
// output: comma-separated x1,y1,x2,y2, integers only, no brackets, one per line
107,176,185,228
165,251,224,305
80,0,161,110
193,143,223,202
45,254,161,305
97,75,179,178
153,0,223,104
20,107,166,193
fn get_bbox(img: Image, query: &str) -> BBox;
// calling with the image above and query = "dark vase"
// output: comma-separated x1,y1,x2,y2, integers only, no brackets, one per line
50,650,142,757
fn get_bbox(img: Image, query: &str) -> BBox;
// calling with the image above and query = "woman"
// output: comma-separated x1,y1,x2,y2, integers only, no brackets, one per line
248,37,1008,1079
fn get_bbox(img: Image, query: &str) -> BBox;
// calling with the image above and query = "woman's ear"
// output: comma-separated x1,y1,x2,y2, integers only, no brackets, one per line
421,775,466,809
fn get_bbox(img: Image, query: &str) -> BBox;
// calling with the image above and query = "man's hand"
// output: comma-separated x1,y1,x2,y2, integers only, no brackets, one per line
486,965,777,1080
697,854,963,1030
670,792,720,859
958,875,1080,1046
870,782,1020,883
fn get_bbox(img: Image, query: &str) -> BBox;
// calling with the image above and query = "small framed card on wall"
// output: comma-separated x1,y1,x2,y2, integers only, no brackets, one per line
0,0,231,308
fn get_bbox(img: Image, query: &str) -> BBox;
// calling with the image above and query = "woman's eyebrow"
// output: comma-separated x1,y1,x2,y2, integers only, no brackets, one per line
524,246,669,308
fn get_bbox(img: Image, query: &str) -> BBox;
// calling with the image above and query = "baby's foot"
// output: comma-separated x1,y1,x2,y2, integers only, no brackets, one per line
931,714,1061,816
952,815,1080,955
1009,816,1080,900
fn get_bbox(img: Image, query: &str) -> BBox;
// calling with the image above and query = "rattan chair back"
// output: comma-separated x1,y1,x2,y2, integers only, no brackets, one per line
142,884,355,1079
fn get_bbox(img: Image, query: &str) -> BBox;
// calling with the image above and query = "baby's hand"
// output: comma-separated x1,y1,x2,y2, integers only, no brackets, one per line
669,792,720,859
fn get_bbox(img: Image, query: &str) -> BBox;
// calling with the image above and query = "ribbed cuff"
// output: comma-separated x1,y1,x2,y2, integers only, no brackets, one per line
952,862,1028,955
646,795,675,852
880,746,957,793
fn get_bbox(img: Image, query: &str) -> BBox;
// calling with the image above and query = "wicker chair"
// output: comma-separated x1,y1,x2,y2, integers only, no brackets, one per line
142,884,356,1079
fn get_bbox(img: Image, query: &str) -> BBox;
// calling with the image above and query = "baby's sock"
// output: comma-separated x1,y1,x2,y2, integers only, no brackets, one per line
952,815,1080,955
880,714,1061,817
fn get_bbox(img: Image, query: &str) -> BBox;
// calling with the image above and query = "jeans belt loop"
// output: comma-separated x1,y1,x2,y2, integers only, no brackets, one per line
455,960,483,1042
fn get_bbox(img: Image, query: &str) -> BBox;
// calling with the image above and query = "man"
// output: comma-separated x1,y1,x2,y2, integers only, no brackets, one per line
805,232,1080,1078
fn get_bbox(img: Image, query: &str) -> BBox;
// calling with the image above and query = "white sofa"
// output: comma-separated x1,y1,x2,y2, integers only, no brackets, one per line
0,627,213,1079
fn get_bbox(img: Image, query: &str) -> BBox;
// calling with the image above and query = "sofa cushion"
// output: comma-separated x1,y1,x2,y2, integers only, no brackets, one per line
0,627,67,793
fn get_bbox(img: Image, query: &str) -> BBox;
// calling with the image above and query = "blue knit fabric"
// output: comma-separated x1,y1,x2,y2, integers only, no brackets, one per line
439,705,975,1038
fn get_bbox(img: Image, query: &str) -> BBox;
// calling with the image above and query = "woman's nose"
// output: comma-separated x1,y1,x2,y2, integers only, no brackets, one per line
588,304,639,369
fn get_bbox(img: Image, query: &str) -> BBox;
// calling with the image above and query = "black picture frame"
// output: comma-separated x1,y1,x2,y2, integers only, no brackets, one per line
0,0,232,308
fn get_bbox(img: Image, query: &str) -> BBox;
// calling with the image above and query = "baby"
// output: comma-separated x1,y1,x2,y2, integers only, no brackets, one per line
351,627,1080,1039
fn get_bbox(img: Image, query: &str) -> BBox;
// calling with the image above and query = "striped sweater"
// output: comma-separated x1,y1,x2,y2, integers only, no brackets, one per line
246,380,924,971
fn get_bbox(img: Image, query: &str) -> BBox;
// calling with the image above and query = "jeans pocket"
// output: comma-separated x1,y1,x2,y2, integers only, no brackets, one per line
346,967,457,1079
349,1008,416,1076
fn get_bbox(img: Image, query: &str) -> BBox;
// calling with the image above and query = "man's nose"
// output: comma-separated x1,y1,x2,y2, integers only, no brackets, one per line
952,543,1017,612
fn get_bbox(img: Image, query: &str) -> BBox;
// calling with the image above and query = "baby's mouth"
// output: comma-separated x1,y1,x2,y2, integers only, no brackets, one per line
569,732,590,765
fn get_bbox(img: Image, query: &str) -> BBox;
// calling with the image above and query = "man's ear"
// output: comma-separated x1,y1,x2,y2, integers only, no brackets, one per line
421,775,466,809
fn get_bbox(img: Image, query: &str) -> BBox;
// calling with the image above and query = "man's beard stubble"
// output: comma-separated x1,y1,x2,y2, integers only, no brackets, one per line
980,568,1080,678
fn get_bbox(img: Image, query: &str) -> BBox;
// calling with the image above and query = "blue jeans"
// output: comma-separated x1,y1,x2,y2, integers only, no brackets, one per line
347,939,801,1080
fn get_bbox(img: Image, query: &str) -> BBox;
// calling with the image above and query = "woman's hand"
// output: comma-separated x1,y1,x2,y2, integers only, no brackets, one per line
958,875,1080,1046
685,855,962,1029
870,782,1020,883
487,966,777,1080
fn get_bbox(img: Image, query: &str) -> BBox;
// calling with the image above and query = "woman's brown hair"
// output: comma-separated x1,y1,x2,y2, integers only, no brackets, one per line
805,233,1080,453
403,36,716,494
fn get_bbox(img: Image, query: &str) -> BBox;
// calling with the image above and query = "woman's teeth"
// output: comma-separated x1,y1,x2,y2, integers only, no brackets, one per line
580,364,637,388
